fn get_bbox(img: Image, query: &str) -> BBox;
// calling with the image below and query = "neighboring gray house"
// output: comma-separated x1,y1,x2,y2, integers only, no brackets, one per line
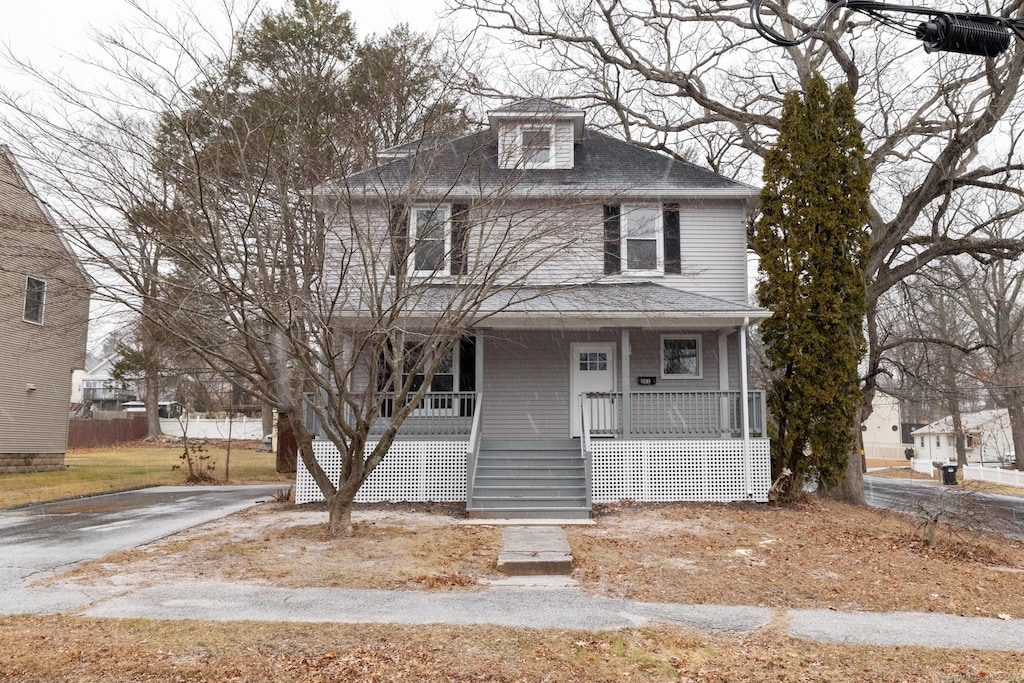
296,99,771,517
71,353,138,415
0,146,90,472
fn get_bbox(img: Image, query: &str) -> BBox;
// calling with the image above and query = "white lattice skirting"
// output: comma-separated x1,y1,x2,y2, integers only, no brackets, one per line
296,438,771,505
591,438,772,503
295,440,467,505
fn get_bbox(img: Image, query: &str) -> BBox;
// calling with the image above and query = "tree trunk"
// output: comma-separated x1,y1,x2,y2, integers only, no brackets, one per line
261,403,274,442
950,404,967,467
328,494,354,536
823,445,866,504
144,370,162,438
1008,396,1024,472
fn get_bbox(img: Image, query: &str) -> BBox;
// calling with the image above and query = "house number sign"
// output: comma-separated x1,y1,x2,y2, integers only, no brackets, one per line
637,376,656,386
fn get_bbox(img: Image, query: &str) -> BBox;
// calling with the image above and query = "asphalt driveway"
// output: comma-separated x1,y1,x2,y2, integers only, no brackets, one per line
0,485,281,614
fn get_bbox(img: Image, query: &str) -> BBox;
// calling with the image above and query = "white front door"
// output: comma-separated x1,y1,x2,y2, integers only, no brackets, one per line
570,343,616,437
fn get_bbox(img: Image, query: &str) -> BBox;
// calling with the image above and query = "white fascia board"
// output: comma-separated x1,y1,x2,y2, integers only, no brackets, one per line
338,309,770,329
416,184,761,200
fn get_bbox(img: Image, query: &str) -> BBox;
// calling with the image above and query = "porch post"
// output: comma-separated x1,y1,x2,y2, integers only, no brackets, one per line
718,330,730,437
621,329,631,439
739,317,752,498
475,332,484,398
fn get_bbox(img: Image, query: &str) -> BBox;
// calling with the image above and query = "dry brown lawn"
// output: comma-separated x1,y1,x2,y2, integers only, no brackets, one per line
2,615,1022,682
15,497,1024,681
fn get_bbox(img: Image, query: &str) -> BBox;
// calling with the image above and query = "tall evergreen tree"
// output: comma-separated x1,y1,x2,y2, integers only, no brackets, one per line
755,74,871,500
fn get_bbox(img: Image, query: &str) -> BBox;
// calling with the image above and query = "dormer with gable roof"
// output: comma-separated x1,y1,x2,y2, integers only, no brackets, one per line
489,98,585,170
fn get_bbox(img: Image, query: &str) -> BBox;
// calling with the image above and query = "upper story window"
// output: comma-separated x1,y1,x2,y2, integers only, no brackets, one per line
411,205,450,274
604,203,680,276
390,203,470,278
520,126,554,167
23,276,45,324
622,206,662,272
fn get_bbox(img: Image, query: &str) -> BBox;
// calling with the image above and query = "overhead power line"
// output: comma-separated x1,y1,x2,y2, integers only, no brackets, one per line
750,0,1021,56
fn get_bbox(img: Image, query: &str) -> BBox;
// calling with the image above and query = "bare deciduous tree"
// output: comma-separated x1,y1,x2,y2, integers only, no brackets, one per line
0,1,594,534
454,0,1024,501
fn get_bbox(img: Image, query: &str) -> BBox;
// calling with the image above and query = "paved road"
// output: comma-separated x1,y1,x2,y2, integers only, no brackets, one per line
864,475,1024,540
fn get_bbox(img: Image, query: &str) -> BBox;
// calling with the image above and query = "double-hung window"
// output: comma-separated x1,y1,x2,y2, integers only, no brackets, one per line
404,342,457,414
661,335,701,379
23,276,46,325
411,205,450,275
520,126,553,167
622,206,662,273
604,204,678,276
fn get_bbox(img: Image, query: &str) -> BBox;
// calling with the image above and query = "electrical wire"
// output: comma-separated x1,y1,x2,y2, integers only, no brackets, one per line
749,0,1024,55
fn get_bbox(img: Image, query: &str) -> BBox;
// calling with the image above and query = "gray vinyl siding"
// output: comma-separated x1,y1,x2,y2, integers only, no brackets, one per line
479,328,743,439
674,198,749,302
481,329,619,438
0,151,90,456
329,198,749,300
625,330,740,391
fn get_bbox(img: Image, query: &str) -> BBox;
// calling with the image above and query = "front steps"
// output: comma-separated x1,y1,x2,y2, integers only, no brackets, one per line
468,439,590,520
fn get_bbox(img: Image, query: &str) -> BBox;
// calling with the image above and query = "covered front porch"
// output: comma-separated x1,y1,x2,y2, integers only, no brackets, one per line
295,283,772,512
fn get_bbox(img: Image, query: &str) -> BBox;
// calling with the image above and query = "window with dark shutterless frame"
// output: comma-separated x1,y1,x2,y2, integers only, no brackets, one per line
661,335,701,379
520,127,552,166
23,276,45,324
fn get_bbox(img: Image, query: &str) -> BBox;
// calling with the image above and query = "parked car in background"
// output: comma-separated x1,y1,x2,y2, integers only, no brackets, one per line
1004,452,1017,467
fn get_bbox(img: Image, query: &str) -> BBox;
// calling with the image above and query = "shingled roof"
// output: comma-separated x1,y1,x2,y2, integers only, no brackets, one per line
338,109,755,198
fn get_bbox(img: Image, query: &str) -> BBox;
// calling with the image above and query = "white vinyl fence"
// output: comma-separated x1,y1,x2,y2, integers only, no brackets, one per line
963,465,1024,488
910,458,937,476
159,416,266,441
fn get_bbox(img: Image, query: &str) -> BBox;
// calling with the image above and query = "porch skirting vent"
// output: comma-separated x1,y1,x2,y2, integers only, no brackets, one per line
591,438,771,504
295,440,467,505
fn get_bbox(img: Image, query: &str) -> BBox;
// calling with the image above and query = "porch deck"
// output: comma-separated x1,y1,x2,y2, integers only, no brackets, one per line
295,390,771,509
306,390,767,441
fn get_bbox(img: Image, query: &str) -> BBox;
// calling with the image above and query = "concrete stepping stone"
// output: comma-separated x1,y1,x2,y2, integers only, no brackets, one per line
496,525,573,576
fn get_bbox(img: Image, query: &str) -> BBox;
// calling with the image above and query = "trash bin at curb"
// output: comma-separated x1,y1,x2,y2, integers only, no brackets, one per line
940,464,959,486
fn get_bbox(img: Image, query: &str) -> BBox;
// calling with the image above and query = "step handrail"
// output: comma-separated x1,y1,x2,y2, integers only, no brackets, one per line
580,394,593,510
466,393,484,509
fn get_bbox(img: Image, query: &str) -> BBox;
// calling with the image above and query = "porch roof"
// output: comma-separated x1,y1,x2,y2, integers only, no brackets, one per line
354,282,769,329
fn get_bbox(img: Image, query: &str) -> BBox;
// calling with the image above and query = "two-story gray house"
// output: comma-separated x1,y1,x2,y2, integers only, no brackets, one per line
0,146,91,473
296,99,771,517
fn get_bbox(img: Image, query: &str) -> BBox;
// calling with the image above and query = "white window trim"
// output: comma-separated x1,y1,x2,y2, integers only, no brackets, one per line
518,123,556,169
661,334,702,380
23,276,46,325
409,203,451,276
621,204,663,275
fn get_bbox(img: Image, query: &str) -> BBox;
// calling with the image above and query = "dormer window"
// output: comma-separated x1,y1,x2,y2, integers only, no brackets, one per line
521,126,553,166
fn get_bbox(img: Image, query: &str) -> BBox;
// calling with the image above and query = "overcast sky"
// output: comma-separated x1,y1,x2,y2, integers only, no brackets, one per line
3,0,450,74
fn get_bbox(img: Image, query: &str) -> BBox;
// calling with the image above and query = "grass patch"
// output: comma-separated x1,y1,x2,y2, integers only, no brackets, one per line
0,445,291,508
1,615,1022,681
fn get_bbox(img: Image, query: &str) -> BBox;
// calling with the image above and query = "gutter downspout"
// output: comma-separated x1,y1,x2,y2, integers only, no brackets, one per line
739,317,752,498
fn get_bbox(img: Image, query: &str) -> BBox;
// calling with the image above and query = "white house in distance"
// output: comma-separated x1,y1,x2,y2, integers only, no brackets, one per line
861,392,908,460
296,98,772,518
911,408,1013,466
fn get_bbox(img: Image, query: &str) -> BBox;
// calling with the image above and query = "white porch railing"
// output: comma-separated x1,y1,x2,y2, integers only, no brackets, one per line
304,392,477,439
582,390,767,438
465,396,485,505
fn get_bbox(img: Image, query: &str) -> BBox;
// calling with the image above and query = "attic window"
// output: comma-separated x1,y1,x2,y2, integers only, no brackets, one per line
521,127,552,166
